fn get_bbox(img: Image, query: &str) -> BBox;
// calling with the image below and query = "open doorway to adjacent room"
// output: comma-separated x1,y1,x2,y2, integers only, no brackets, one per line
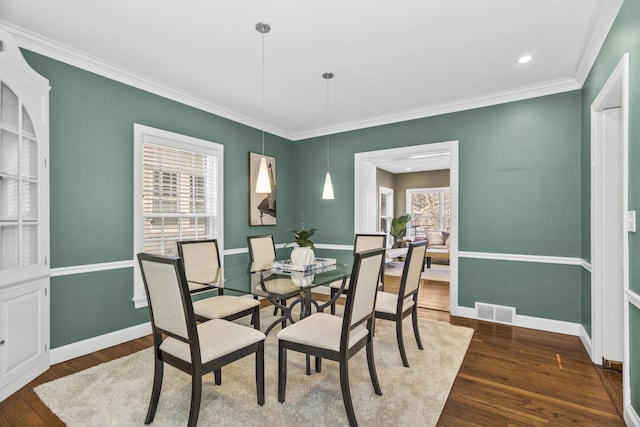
590,53,629,419
354,141,459,316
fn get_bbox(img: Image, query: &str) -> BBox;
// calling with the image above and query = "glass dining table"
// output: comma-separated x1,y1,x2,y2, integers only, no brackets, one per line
187,258,354,335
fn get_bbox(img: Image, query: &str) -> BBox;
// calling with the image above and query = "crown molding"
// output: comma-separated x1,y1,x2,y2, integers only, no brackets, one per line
573,0,624,85
293,78,581,141
0,21,295,141
2,14,610,142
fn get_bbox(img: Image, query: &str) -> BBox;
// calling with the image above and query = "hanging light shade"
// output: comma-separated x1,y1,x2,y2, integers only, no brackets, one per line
322,171,334,199
255,22,272,194
322,72,335,200
255,156,271,193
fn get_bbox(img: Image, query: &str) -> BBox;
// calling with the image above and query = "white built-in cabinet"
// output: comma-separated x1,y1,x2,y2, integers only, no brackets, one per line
0,28,50,402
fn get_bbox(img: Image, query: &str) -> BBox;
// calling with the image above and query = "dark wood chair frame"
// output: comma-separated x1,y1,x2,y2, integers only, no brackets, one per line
137,253,265,427
374,240,427,367
278,248,386,427
177,239,260,331
330,233,387,315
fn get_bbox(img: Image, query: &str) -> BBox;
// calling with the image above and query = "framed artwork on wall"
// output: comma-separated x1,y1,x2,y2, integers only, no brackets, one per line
248,151,277,225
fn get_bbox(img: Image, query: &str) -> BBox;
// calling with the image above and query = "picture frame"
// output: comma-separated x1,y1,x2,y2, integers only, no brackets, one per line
248,151,277,225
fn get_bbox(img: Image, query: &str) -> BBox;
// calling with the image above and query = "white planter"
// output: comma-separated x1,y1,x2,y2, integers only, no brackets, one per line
291,271,315,287
290,246,315,267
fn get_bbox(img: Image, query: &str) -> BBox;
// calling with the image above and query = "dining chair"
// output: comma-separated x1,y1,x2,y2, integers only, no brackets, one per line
277,248,386,427
246,234,283,316
137,253,266,427
246,234,276,264
177,239,261,331
329,233,387,314
177,238,224,295
374,240,427,367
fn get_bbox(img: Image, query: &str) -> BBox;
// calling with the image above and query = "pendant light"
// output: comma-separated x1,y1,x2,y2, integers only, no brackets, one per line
322,72,335,200
255,22,272,194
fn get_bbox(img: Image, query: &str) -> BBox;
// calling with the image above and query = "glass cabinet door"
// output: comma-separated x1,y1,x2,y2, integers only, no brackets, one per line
0,82,39,270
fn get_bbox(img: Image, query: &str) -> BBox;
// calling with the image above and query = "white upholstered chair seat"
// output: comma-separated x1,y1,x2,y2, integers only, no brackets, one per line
258,278,300,295
192,295,260,320
160,318,266,363
374,291,415,315
329,279,382,290
188,281,213,292
276,312,369,352
328,279,344,289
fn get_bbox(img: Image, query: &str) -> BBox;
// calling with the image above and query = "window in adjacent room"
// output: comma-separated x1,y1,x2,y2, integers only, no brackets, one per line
378,186,393,246
133,124,223,307
406,187,450,239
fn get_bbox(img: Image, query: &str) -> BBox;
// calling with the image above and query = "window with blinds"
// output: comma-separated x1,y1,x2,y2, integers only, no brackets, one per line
133,125,223,306
141,142,217,256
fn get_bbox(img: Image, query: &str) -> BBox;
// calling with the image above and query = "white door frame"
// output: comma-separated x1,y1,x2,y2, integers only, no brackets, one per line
590,52,630,414
354,140,459,314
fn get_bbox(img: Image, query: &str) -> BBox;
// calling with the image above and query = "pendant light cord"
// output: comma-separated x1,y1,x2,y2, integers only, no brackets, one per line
322,72,335,200
325,74,330,172
261,28,266,156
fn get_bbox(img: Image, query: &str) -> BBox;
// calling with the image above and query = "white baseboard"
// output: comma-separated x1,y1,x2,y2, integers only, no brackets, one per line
0,358,49,403
452,305,581,336
50,322,151,365
48,303,587,365
579,324,594,361
515,314,581,336
626,402,640,427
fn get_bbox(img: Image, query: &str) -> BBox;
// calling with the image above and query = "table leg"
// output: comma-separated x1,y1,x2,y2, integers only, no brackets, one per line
317,277,348,313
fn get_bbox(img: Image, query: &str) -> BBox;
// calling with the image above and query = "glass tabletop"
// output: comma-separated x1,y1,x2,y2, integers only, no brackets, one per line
188,259,353,301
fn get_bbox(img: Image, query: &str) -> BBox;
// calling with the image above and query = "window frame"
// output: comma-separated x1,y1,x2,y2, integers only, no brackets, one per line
378,186,393,246
405,186,450,239
132,124,223,308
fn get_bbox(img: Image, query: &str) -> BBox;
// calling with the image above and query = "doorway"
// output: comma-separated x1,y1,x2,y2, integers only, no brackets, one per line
354,140,459,315
590,53,629,414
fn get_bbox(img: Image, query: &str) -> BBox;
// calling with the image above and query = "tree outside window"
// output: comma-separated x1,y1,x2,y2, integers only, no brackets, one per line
406,187,450,239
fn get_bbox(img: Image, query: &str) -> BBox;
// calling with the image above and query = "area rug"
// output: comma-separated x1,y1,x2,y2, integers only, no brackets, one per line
35,308,473,426
385,261,450,283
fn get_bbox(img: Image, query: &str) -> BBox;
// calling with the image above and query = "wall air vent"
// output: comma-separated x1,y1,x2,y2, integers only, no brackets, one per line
475,302,516,324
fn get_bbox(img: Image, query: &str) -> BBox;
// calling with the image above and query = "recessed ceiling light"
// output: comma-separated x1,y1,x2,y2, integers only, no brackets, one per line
518,55,532,64
405,167,412,171
408,152,449,159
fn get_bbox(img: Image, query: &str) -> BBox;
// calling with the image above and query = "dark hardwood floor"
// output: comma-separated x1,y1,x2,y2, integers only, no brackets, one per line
0,286,625,426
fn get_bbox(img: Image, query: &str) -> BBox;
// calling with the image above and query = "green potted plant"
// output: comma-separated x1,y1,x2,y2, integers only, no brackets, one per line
390,214,411,248
287,227,317,266
287,227,317,249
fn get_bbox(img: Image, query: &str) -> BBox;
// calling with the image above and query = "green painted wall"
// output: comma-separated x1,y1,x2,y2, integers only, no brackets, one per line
294,93,582,256
22,51,296,348
293,92,582,323
50,269,147,347
458,259,581,321
580,0,640,416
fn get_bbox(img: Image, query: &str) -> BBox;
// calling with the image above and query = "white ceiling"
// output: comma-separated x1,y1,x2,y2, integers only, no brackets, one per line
0,0,622,143
376,153,451,175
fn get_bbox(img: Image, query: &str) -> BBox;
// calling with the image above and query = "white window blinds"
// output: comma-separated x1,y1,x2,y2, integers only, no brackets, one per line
133,125,224,308
141,142,217,256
